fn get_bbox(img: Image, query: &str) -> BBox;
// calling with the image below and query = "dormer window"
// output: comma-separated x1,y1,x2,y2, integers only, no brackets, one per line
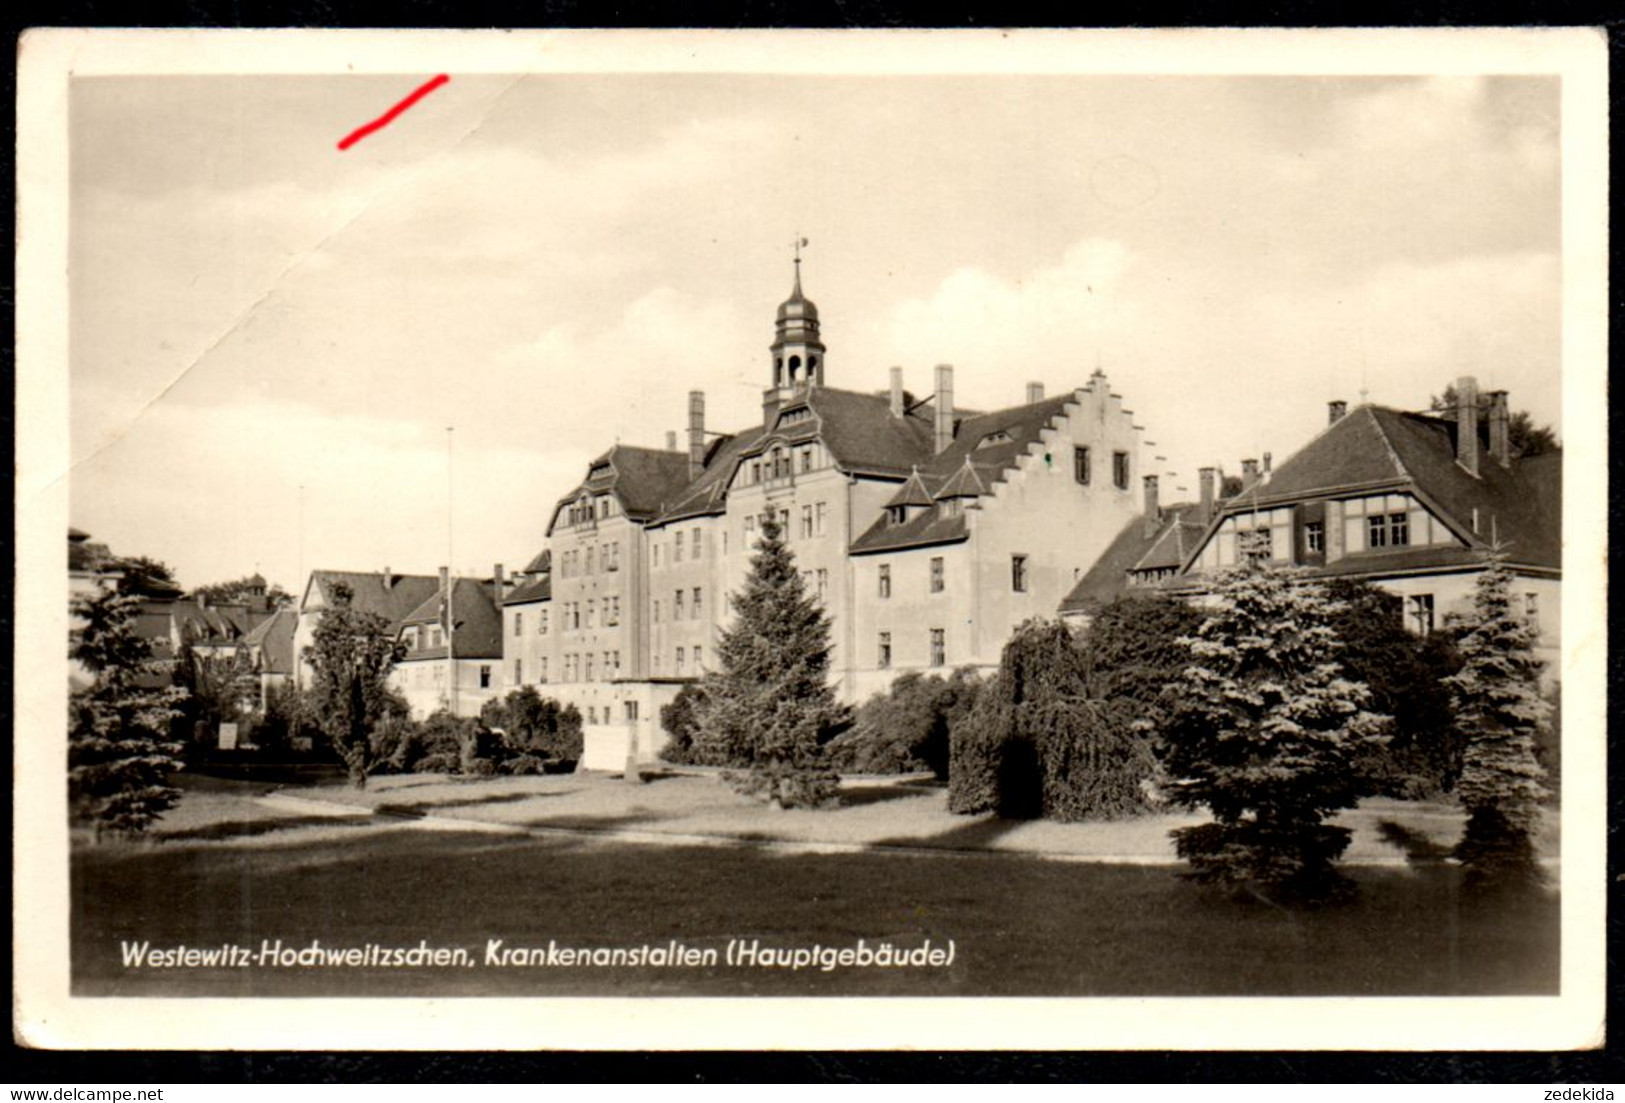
979,430,1013,448
941,498,963,518
888,505,907,525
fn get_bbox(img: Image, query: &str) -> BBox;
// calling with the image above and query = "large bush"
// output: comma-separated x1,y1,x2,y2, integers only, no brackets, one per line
827,669,984,778
948,619,1155,821
1078,593,1204,746
657,683,711,765
481,686,583,768
1321,578,1464,797
1161,565,1389,903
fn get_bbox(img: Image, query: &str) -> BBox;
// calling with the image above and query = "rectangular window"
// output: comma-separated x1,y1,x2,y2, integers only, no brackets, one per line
674,590,684,618
1113,451,1130,490
585,600,595,629
930,556,945,593
801,504,814,539
514,613,523,637
878,564,892,599
608,542,619,570
693,645,702,671
588,706,597,725
479,665,492,689
675,649,685,675
653,600,661,625
1012,554,1029,593
539,657,548,683
1409,594,1435,636
1524,592,1539,624
799,447,813,474
1367,514,1388,549
430,627,442,648
514,659,522,684
930,628,946,667
1074,446,1090,484
692,587,702,618
625,700,639,722
1388,512,1409,547
585,654,594,682
816,569,828,602
878,632,891,669
674,531,684,562
654,545,662,568
692,528,702,559
586,547,595,574
539,609,548,635
888,505,907,526
1305,521,1324,554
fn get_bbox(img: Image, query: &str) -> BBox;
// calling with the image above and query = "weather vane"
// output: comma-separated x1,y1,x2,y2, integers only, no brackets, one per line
793,234,808,267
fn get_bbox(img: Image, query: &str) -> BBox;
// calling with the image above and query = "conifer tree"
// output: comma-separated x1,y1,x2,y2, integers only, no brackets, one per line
68,588,188,838
1443,555,1551,885
695,511,843,808
1161,564,1389,901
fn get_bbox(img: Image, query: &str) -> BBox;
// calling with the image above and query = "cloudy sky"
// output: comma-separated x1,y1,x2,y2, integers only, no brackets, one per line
69,69,1560,593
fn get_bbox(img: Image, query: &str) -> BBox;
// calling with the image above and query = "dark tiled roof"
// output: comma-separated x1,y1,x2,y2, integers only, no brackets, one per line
502,575,552,606
1060,504,1204,614
397,578,504,660
520,548,551,574
801,387,938,477
935,459,993,499
309,571,441,629
551,445,696,530
170,601,269,644
886,469,941,508
654,432,756,523
849,508,969,555
1202,404,1561,575
242,608,297,674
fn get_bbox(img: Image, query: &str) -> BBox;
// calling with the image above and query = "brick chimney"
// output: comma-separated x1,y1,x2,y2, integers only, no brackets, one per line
1026,381,1045,404
1199,466,1217,520
688,390,706,478
1142,474,1161,538
1488,389,1511,466
665,430,678,452
382,568,394,591
889,366,905,418
1455,375,1481,477
1328,400,1347,425
1241,458,1260,486
492,563,505,603
934,364,955,454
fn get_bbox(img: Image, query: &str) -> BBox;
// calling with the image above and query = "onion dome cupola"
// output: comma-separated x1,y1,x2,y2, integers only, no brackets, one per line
770,240,826,396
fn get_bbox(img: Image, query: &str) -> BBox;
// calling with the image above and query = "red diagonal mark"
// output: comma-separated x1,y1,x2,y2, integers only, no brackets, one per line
337,74,451,151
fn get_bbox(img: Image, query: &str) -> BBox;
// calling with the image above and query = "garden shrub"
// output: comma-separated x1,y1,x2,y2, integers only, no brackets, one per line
658,683,709,765
483,687,583,768
829,669,983,778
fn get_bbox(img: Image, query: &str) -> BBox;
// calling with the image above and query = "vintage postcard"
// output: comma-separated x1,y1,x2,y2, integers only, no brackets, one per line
13,27,1608,1050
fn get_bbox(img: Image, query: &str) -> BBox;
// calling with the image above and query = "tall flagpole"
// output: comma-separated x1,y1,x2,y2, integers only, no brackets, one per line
446,426,457,716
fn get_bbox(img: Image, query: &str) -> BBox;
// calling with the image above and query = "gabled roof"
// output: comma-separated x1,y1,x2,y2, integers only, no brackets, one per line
849,508,969,556
520,548,552,575
920,391,1077,486
935,457,993,500
886,468,941,509
551,444,696,531
242,607,297,674
307,571,441,629
798,387,938,477
1060,503,1204,614
397,577,504,660
1198,404,1561,574
170,601,268,644
502,574,552,606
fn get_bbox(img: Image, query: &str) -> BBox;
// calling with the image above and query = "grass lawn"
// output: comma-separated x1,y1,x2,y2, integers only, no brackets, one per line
70,775,1560,998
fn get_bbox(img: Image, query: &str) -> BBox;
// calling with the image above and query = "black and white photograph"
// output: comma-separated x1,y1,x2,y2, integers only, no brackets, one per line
14,28,1608,1051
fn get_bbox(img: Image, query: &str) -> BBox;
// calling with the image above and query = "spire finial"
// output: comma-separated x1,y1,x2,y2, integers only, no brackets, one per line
792,234,808,295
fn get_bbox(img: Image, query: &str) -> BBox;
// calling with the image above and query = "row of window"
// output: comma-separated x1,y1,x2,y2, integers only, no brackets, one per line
559,651,624,683
874,555,1029,597
402,625,445,650
1074,446,1131,490
739,441,829,487
563,493,615,528
558,541,620,578
652,527,706,568
654,646,705,676
559,597,621,631
512,609,551,637
876,628,947,669
653,588,704,624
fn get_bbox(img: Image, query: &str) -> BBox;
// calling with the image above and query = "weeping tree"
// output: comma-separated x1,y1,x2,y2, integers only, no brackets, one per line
949,618,1154,821
69,588,188,838
1444,556,1552,887
693,511,845,808
1161,563,1389,902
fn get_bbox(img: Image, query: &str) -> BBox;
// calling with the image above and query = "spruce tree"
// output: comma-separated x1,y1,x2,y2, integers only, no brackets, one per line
1161,564,1389,901
1443,555,1551,886
696,511,843,808
68,588,188,838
